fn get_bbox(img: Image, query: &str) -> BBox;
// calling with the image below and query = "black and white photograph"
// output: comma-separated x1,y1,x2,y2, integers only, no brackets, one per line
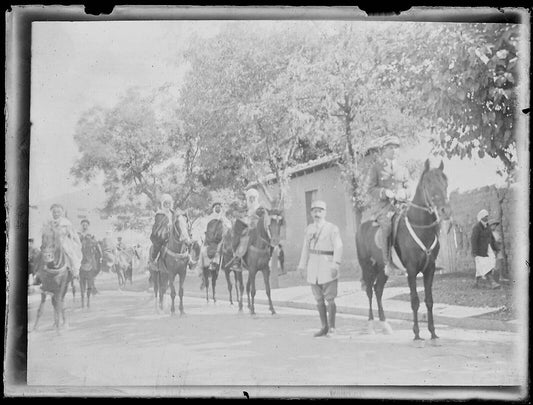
5,6,530,399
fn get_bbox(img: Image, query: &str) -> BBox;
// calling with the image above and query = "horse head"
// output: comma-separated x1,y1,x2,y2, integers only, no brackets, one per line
168,212,191,253
255,208,284,248
265,208,284,247
40,225,63,267
417,159,452,221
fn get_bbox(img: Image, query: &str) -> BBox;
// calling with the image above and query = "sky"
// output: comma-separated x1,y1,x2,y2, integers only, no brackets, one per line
29,20,508,205
30,21,223,203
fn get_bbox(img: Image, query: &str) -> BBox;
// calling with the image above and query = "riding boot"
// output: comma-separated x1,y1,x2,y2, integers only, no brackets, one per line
151,245,160,262
314,303,329,337
327,302,336,333
379,227,395,277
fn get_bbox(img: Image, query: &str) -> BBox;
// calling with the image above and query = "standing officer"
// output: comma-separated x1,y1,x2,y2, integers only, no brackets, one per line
366,135,410,277
297,200,343,337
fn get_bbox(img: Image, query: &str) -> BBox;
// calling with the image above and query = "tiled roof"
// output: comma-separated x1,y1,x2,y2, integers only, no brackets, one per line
258,154,340,184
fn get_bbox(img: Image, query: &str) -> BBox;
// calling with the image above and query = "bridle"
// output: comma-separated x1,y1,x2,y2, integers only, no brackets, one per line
407,175,441,229
256,211,283,250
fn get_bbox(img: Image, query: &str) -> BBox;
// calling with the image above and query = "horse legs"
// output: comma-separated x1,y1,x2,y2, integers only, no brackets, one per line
247,270,257,315
261,269,276,315
152,272,160,313
87,275,95,308
211,270,217,303
365,276,376,334
374,272,387,322
51,295,60,330
224,269,233,305
33,293,47,331
423,265,439,341
70,278,76,302
159,274,166,311
407,272,423,342
236,271,244,312
80,276,86,309
374,272,393,334
178,272,185,315
169,275,177,316
59,274,70,327
203,267,209,302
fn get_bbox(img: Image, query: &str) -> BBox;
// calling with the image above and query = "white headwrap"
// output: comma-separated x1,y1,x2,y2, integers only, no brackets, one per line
160,193,173,209
477,209,489,222
245,188,259,199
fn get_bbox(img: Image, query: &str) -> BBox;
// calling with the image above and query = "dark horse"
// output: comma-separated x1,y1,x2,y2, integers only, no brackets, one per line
201,219,225,303
218,222,247,311
356,159,452,345
33,226,73,332
150,212,197,315
79,235,102,308
242,208,283,315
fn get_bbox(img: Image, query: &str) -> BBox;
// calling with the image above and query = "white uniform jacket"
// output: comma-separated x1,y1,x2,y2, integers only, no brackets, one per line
298,221,343,285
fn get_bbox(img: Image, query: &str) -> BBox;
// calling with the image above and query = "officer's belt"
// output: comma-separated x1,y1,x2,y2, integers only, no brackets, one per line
309,249,334,256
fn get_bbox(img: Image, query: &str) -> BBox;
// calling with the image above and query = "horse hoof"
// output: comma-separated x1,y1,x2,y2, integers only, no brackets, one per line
271,309,276,315
413,339,425,348
429,338,441,347
380,321,393,335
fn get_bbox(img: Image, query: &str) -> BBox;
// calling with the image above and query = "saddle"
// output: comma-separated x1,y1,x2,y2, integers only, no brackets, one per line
373,212,403,252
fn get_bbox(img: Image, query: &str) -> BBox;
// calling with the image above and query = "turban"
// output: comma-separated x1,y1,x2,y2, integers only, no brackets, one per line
477,209,489,222
245,188,259,199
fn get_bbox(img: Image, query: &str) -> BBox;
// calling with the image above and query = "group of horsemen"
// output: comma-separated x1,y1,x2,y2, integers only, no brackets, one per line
33,135,411,337
145,134,410,337
149,186,268,279
29,205,136,287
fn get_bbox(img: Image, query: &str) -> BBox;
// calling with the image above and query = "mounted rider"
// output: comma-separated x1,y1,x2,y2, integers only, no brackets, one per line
365,135,411,277
234,187,267,262
150,193,191,262
150,193,174,261
198,201,232,278
78,218,101,270
43,203,83,279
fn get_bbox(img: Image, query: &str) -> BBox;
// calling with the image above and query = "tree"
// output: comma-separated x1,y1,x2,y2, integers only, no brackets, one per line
384,22,522,177
71,87,210,219
179,22,327,210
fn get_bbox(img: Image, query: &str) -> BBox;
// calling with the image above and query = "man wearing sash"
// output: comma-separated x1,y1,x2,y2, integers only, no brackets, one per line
297,200,343,337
